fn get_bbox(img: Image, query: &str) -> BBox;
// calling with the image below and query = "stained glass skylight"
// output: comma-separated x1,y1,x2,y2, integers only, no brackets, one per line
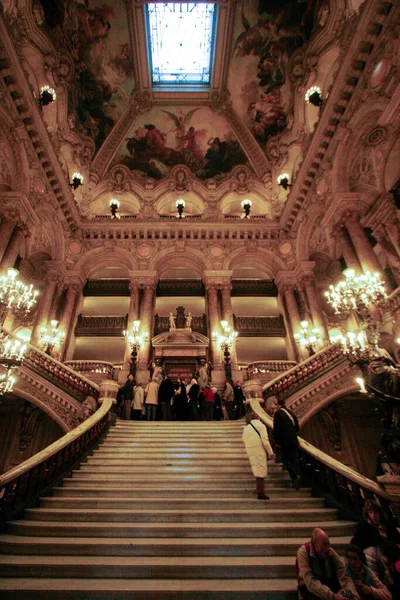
146,3,217,86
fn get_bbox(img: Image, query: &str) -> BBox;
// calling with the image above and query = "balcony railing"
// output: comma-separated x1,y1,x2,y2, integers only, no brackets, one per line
75,315,127,337
234,315,285,337
154,314,208,336
0,398,112,527
24,346,99,402
263,343,345,400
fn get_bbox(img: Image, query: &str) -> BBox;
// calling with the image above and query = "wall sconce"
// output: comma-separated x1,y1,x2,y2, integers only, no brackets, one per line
212,320,238,379
305,86,323,106
70,172,84,190
40,86,56,106
241,199,252,219
176,198,185,219
277,173,292,190
110,198,120,219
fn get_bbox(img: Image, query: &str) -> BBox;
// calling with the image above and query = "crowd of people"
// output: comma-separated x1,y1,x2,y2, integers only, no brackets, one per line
117,374,246,422
296,499,400,599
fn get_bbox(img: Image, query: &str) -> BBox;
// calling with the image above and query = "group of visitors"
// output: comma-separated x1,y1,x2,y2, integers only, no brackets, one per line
297,500,400,599
118,373,237,421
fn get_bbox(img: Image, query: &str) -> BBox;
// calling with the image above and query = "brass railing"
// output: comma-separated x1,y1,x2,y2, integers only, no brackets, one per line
0,398,112,528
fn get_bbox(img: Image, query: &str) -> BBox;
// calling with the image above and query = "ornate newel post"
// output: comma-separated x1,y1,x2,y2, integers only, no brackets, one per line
243,379,264,423
98,379,119,426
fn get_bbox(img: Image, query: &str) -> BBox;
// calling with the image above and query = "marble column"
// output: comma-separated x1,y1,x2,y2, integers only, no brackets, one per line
206,284,223,371
138,284,155,371
373,224,400,288
30,273,59,349
58,283,82,361
302,277,330,343
220,284,238,366
0,226,25,270
124,281,140,365
344,213,384,275
332,224,362,272
0,217,16,264
282,286,302,362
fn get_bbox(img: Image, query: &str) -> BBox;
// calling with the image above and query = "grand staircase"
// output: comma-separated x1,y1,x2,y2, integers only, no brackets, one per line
0,420,355,599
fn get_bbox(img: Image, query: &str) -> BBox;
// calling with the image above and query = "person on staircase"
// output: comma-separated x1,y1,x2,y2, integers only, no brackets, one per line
212,386,223,421
158,374,175,421
131,381,144,420
223,380,235,420
233,381,245,420
296,528,360,600
242,412,275,500
187,378,200,421
174,377,188,421
202,385,215,421
122,373,135,420
344,543,392,600
273,396,301,491
145,377,159,421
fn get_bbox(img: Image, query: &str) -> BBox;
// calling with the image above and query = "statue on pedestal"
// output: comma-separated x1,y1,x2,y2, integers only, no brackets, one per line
169,313,176,330
185,312,192,330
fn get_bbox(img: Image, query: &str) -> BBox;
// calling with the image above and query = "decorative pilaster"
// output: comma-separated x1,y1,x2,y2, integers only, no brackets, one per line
0,217,16,264
30,270,60,348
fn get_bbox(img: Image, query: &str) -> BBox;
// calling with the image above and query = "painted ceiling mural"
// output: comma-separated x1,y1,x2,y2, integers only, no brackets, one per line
111,107,248,181
229,0,319,153
37,0,135,151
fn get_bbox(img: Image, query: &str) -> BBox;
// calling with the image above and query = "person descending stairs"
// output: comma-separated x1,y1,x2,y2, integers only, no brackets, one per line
0,420,355,599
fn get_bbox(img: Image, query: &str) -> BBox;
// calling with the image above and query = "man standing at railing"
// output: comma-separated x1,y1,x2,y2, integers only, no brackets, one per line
273,397,301,491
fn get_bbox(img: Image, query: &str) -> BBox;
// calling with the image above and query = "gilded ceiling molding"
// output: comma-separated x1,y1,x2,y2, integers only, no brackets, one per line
281,0,397,233
89,91,153,182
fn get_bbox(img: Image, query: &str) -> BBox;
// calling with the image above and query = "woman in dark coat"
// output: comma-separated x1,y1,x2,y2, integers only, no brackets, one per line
174,378,188,421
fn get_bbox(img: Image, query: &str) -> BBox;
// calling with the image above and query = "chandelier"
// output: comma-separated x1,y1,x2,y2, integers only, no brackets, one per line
212,320,238,352
39,319,65,356
0,331,27,395
325,269,388,319
124,320,148,375
294,320,321,356
0,268,38,316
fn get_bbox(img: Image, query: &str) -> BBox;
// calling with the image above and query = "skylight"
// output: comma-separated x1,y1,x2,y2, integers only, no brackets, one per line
146,3,217,87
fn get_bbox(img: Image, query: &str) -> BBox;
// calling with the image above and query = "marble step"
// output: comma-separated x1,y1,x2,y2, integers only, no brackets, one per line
56,483,306,496
0,554,311,579
0,534,350,557
74,466,287,476
41,496,323,510
6,520,355,539
23,507,337,523
68,474,293,486
0,576,300,599
90,452,263,460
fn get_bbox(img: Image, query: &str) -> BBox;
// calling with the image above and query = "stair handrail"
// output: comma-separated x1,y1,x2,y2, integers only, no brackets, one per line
262,342,346,399
64,360,115,378
250,398,398,522
0,397,112,527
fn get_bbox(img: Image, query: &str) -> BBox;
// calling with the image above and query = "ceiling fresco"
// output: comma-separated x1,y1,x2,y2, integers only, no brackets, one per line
229,0,319,152
111,106,248,181
37,0,135,151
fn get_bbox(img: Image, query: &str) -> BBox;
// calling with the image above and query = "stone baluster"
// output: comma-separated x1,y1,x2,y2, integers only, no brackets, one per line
344,213,384,275
0,217,16,265
30,271,59,348
302,277,330,344
0,225,25,270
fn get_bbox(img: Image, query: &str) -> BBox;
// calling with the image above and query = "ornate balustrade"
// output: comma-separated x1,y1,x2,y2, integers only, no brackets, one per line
249,397,397,523
232,280,278,297
24,346,99,403
234,315,286,337
64,360,116,381
263,343,346,401
154,314,207,336
74,315,127,337
247,360,297,383
83,280,130,297
0,398,112,528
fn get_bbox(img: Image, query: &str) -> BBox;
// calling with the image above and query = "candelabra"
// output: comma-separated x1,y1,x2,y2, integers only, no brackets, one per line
124,320,148,376
39,319,65,356
212,320,238,380
0,268,38,318
110,198,120,219
294,320,321,357
0,331,27,396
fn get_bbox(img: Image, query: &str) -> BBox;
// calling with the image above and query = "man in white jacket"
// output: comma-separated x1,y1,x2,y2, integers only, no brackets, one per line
242,413,275,499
